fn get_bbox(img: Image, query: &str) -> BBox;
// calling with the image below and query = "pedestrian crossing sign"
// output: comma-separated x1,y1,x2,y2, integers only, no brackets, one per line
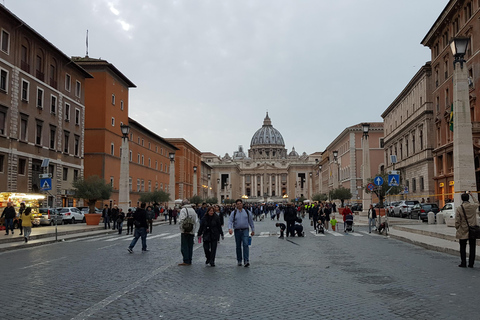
388,174,399,187
40,178,52,191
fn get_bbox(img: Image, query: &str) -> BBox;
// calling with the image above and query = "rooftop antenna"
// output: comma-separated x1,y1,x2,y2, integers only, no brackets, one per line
85,29,89,57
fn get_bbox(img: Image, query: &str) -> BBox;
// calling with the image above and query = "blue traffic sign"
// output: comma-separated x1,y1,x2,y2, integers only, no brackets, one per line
388,174,400,186
374,176,384,186
404,186,409,194
40,178,52,191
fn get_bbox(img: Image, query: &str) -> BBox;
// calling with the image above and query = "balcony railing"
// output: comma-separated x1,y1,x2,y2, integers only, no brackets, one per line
36,70,44,82
21,61,30,73
49,78,57,89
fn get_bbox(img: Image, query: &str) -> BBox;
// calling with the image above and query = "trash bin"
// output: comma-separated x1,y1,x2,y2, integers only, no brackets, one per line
427,211,435,224
436,212,445,224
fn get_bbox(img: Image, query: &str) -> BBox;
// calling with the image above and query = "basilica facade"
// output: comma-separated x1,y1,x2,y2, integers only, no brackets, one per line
202,113,321,203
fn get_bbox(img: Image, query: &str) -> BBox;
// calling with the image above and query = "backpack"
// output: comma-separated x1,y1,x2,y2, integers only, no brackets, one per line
182,209,195,233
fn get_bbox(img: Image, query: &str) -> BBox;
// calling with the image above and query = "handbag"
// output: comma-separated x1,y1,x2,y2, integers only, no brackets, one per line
461,205,480,239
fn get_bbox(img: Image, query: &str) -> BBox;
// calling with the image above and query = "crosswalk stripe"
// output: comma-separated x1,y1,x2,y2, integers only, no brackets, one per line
347,232,363,237
85,235,118,242
162,234,180,239
148,233,170,239
259,232,270,237
309,231,325,237
105,235,131,242
324,230,343,236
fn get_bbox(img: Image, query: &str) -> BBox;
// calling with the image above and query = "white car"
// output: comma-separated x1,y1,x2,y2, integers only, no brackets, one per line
439,202,455,219
58,207,85,224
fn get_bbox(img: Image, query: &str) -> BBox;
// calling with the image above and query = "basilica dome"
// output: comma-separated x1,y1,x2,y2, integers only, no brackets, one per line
250,113,285,147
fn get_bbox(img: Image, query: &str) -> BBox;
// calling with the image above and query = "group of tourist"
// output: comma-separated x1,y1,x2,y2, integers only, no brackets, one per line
1,201,35,242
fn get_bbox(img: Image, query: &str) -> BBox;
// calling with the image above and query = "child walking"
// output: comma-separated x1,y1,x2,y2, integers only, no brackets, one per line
330,215,337,231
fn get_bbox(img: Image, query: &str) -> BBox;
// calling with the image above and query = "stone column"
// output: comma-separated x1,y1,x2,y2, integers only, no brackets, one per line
362,134,371,215
118,136,130,214
242,175,245,196
168,159,175,208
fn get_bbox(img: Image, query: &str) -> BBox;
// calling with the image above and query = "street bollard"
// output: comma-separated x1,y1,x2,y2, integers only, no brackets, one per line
436,212,445,224
427,211,435,224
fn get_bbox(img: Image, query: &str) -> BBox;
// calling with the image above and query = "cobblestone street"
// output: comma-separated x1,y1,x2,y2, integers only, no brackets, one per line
1,220,479,320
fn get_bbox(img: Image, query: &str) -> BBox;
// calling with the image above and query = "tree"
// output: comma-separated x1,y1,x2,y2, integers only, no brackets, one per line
189,195,203,206
205,197,218,205
73,175,113,213
139,190,170,205
365,172,403,207
330,187,352,207
312,193,328,202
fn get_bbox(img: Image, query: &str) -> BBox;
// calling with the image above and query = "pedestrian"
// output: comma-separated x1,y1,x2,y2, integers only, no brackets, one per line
20,207,35,242
1,201,16,235
198,206,223,267
330,215,337,231
276,222,286,238
455,192,480,268
294,218,304,237
368,204,377,233
172,207,178,224
111,205,119,230
228,199,255,267
323,204,331,230
341,205,352,229
283,202,297,237
18,203,25,236
127,203,149,253
178,200,198,266
117,209,125,234
102,204,111,229
312,204,320,231
126,209,134,235
146,206,155,233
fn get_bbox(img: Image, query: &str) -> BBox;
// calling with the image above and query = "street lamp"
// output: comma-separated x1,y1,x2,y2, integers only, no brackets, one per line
333,150,338,161
193,166,198,196
318,164,322,195
361,123,371,214
217,178,220,204
168,152,175,208
118,124,130,214
207,174,211,198
309,172,313,199
450,37,477,204
332,150,339,188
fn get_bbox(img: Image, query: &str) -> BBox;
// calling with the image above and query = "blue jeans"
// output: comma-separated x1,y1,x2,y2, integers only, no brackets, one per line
4,218,13,234
103,216,110,229
234,228,249,264
181,233,194,264
368,218,376,233
117,221,123,234
129,227,147,251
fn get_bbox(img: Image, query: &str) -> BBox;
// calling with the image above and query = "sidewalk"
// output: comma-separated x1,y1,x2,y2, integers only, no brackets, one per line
0,219,169,252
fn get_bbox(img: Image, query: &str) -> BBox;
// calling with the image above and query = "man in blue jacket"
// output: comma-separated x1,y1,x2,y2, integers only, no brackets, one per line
228,199,255,267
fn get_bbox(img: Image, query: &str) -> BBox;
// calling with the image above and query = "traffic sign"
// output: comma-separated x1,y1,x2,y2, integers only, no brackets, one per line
388,174,400,186
39,173,52,179
367,183,375,191
404,186,409,194
374,176,384,186
40,178,52,191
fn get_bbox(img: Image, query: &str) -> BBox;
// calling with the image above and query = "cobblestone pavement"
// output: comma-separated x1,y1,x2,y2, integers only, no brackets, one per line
1,219,479,320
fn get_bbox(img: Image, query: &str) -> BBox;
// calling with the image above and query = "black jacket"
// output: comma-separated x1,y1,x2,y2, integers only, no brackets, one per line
1,206,16,219
133,208,148,228
197,213,223,242
284,206,297,222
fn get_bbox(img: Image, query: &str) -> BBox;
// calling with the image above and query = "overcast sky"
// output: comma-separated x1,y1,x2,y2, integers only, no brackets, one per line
5,0,448,156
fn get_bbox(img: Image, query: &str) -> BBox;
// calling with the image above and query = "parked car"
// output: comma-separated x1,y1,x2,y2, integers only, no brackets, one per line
439,202,455,220
393,200,420,218
410,203,440,221
58,207,85,224
350,203,363,212
39,208,64,226
386,202,400,216
77,207,101,214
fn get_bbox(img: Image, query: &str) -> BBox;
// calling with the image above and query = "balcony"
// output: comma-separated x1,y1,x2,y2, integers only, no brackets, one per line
36,70,44,82
21,61,30,73
49,78,57,89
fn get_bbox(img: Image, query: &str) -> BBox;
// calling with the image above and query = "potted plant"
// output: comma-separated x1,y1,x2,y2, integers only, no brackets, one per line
73,175,112,225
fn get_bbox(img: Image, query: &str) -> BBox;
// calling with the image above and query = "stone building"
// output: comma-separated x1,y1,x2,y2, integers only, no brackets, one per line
381,63,436,203
202,113,320,203
0,5,91,207
421,0,480,205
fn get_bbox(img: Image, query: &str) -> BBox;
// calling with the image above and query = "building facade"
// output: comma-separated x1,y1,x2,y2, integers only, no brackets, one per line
0,5,91,207
421,0,480,205
381,63,436,203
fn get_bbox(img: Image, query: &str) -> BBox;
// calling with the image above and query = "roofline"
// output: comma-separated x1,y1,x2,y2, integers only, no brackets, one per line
72,57,136,88
164,138,202,154
381,62,431,118
421,0,455,46
324,122,384,151
0,4,93,79
128,118,178,150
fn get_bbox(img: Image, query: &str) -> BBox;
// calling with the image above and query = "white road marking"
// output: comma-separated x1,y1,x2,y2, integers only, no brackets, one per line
162,233,180,239
309,231,325,237
259,232,270,237
324,230,344,236
21,257,67,270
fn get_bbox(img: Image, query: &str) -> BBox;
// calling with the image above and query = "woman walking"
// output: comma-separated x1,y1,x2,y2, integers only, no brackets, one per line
20,207,35,243
197,207,223,267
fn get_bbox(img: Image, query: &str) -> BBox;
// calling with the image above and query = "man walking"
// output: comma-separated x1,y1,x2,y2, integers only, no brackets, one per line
127,203,148,253
1,202,16,235
283,203,297,237
368,204,377,233
455,192,479,268
228,199,255,267
178,200,198,265
102,204,110,229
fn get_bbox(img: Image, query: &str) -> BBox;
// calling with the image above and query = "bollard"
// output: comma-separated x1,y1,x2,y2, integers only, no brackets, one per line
427,211,435,224
436,212,445,224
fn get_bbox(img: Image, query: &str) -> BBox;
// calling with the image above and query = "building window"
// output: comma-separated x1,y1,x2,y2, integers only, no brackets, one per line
75,109,80,125
64,103,70,121
419,129,424,150
111,117,115,126
148,180,151,192
412,178,416,192
20,116,28,141
137,179,140,191
110,177,114,187
129,150,132,161
37,88,43,109
141,155,144,165
1,30,10,53
110,143,114,156
50,95,57,114
155,161,158,170
49,126,56,149
160,163,163,171
137,153,140,164
21,80,29,101
141,179,145,192
36,120,43,145
0,154,4,173
65,74,71,91
148,142,151,149
148,158,151,167
141,139,144,146
420,176,424,191
74,135,79,156
75,81,81,98
0,69,8,92
64,130,69,153
73,169,78,181
129,177,132,192
112,94,115,105
18,158,26,175
49,63,57,88
62,167,68,181
0,107,5,135
120,100,124,110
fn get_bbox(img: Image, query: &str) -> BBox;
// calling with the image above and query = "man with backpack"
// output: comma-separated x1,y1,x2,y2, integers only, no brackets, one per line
228,199,255,267
178,200,198,266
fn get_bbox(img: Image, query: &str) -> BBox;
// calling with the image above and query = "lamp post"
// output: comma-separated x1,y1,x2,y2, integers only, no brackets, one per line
193,166,198,196
318,164,322,195
207,174,211,198
333,150,339,189
309,172,313,199
118,124,130,214
168,152,175,208
361,123,371,215
217,178,221,204
451,37,477,204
